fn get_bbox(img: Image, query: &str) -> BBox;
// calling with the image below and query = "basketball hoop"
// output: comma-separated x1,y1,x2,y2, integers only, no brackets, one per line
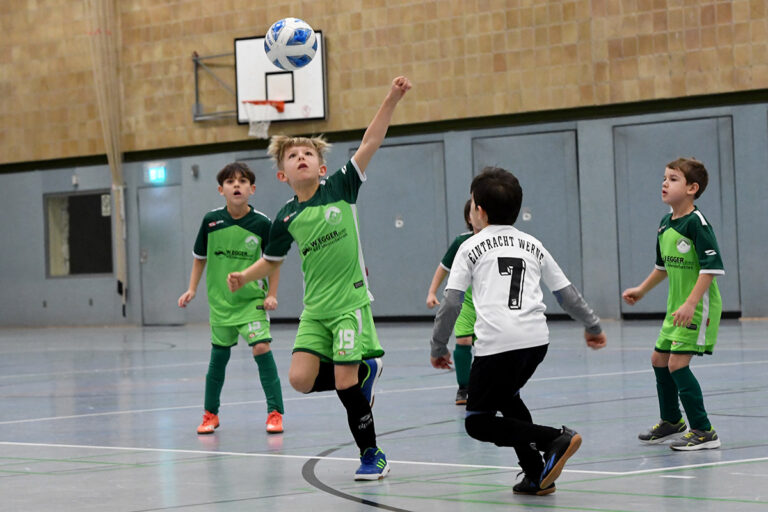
242,100,285,139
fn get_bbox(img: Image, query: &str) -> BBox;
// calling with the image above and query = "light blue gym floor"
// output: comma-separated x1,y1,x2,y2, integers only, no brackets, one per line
1,319,766,511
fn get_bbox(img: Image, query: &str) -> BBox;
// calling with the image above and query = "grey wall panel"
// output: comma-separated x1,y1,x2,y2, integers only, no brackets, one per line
472,131,582,314
354,141,448,316
3,102,768,327
614,117,740,315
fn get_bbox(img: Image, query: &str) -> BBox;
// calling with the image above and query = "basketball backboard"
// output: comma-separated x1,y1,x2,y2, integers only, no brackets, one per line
234,32,327,125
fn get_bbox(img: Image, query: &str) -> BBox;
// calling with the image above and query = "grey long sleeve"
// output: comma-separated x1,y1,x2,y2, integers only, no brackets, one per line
552,284,602,334
430,289,465,358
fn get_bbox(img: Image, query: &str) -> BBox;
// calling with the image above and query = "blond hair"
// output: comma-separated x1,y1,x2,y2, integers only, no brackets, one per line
267,135,332,169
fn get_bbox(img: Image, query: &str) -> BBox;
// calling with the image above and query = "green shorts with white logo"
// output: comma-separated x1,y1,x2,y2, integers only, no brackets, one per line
655,336,715,356
293,304,384,364
211,309,272,347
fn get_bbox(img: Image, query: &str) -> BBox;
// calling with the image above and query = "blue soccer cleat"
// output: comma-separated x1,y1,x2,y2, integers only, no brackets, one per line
354,447,390,480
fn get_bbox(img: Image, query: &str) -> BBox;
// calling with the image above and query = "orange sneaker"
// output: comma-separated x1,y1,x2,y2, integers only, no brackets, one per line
266,410,283,434
197,410,219,435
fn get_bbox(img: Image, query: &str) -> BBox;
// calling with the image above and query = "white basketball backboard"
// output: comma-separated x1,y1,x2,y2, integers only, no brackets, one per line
234,32,327,124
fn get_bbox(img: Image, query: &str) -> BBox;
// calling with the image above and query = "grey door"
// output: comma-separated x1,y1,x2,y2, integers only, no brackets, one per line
473,131,582,314
138,185,186,325
354,142,448,316
614,117,740,314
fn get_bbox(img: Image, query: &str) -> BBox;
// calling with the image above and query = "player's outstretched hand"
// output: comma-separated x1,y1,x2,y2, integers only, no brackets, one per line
431,354,453,369
227,272,245,292
621,286,643,305
178,290,195,308
585,331,607,350
263,296,278,311
426,292,440,309
390,76,411,101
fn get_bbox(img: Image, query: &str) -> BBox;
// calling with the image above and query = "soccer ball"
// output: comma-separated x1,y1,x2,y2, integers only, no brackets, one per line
264,18,317,71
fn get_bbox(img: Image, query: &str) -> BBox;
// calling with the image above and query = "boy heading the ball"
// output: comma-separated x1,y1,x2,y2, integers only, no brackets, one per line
430,167,607,495
228,76,411,480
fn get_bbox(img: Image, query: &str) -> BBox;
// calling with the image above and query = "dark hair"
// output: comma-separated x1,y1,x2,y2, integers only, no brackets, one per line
216,162,255,186
666,157,708,199
470,166,522,225
463,199,473,231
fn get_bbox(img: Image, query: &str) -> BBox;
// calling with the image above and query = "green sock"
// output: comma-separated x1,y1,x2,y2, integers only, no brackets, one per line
453,344,473,389
204,345,231,414
670,365,711,431
255,351,284,414
653,366,682,424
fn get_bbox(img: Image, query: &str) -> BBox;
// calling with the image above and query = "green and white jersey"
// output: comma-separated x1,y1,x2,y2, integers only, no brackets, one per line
264,159,370,319
440,232,473,271
655,207,724,343
193,205,272,326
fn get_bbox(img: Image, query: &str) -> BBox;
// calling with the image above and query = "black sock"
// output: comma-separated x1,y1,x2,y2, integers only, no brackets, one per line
310,361,336,392
336,383,376,452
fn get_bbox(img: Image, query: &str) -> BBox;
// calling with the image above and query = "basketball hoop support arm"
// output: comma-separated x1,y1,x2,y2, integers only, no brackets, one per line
192,51,238,121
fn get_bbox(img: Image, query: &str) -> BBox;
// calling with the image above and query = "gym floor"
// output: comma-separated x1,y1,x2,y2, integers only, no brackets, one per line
1,319,766,511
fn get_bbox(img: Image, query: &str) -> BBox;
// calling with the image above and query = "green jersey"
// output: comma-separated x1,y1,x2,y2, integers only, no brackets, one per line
441,232,473,270
193,205,272,326
655,207,724,343
264,159,370,319
441,231,474,307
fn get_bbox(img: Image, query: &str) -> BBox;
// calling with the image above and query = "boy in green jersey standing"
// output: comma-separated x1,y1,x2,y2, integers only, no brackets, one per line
228,76,411,480
426,199,478,405
623,157,724,451
178,162,285,436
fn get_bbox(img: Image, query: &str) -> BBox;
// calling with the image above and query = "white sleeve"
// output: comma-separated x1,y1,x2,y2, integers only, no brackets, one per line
445,245,472,292
540,246,571,292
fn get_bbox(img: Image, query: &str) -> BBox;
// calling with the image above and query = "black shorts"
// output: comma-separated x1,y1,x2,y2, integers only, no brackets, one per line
467,343,548,413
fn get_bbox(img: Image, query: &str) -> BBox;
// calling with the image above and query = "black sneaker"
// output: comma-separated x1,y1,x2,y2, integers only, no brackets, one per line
540,426,582,488
638,419,686,444
669,428,721,451
513,474,555,496
455,387,468,406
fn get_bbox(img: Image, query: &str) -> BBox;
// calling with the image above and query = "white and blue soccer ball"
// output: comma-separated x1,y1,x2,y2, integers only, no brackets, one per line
264,18,317,71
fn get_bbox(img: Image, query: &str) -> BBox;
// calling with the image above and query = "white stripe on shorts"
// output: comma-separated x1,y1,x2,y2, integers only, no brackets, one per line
355,308,363,335
697,290,710,347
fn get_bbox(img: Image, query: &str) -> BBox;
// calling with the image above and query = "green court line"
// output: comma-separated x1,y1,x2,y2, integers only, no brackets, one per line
357,491,637,511
561,488,766,505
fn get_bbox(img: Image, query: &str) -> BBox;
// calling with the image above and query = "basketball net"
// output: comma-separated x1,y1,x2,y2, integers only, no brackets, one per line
242,100,285,139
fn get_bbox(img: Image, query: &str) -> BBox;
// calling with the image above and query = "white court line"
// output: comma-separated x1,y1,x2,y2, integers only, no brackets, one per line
659,475,695,479
3,358,768,426
1,441,766,478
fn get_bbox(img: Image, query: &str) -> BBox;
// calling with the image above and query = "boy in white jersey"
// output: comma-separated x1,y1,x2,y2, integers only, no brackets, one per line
430,167,606,496
623,158,724,451
228,76,411,480
426,199,478,405
178,162,285,435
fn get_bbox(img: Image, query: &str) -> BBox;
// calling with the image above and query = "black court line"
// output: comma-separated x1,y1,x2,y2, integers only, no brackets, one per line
301,422,455,511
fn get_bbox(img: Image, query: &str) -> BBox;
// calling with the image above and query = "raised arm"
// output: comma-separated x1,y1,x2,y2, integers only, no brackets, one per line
352,76,411,173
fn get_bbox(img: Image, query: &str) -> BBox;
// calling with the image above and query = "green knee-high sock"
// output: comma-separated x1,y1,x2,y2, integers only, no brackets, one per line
670,366,711,431
254,351,284,414
204,345,231,414
653,366,682,423
454,344,473,389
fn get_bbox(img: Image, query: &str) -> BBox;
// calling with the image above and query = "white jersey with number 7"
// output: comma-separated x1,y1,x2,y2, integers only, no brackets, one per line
445,224,571,356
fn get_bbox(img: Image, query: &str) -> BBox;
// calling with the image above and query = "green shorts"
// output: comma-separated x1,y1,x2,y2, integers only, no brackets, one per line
294,304,385,364
453,290,476,339
655,336,714,356
211,310,271,347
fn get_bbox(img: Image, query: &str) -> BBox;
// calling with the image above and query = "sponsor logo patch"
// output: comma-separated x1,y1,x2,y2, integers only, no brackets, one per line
676,238,692,254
